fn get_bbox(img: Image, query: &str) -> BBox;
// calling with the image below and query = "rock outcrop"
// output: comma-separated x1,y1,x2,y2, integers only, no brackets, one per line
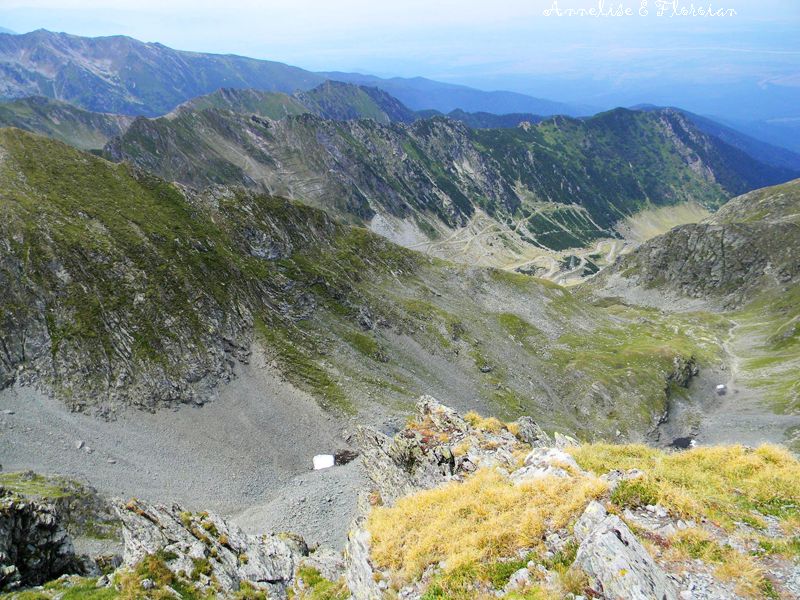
116,498,307,597
573,502,678,600
0,488,76,590
602,179,800,307
354,396,532,504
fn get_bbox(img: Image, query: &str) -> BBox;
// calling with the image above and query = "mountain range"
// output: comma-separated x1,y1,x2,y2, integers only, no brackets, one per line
0,29,587,118
0,127,723,438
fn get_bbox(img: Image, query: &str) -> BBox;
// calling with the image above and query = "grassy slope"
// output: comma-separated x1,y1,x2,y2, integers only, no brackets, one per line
367,442,800,599
0,97,132,149
0,129,729,437
178,88,309,119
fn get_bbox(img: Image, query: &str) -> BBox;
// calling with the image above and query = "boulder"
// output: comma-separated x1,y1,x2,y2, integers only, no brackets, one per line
575,514,677,600
514,416,552,448
115,498,306,597
504,567,532,593
554,432,580,449
511,447,582,482
0,488,76,590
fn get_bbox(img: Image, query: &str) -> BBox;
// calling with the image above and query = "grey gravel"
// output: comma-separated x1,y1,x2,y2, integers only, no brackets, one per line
0,350,367,549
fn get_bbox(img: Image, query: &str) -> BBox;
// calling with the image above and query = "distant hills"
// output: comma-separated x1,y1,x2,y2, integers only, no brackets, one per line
1,27,798,265
0,29,588,119
0,29,324,116
318,72,593,117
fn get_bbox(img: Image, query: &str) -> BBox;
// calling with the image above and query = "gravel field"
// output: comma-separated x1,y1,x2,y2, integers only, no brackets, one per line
0,350,369,549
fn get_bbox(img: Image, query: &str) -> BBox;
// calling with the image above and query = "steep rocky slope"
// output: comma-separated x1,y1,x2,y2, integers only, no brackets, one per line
0,96,133,149
601,179,800,307
635,105,800,172
105,107,795,257
0,128,727,439
592,179,800,442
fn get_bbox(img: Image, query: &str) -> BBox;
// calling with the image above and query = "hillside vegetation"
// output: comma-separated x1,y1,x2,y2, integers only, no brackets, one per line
0,128,727,438
105,107,794,258
0,96,132,149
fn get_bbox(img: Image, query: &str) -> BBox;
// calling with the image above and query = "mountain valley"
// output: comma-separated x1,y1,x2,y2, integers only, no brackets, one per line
0,25,799,600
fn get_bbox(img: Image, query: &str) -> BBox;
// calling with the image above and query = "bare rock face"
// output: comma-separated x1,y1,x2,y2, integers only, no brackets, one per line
115,498,307,597
345,523,383,600
574,506,678,600
601,181,800,308
0,488,76,590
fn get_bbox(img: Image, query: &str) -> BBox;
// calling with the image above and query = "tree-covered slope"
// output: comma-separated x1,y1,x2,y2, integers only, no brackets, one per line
0,96,132,149
0,129,727,438
104,106,796,253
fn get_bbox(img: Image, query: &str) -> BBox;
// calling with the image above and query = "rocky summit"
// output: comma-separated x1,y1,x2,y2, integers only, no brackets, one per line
3,399,798,599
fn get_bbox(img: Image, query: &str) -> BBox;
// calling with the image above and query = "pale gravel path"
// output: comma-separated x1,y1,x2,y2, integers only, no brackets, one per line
0,349,369,549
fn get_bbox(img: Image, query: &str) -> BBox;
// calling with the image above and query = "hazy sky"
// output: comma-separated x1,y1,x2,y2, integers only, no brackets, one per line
3,0,799,116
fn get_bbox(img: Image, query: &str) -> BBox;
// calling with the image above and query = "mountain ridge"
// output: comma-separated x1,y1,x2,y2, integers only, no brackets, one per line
633,104,800,172
0,29,586,119
103,105,797,262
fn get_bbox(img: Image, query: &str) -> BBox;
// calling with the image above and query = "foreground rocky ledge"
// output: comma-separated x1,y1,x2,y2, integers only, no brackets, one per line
2,397,799,599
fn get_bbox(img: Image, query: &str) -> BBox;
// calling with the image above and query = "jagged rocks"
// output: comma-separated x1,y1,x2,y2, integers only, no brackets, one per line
602,181,800,308
354,396,530,504
115,498,307,597
573,503,678,600
0,488,76,590
515,416,552,448
345,525,383,600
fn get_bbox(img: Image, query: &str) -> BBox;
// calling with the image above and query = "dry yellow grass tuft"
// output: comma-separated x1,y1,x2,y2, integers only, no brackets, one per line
367,468,607,585
668,528,768,598
568,443,800,529
464,411,507,433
